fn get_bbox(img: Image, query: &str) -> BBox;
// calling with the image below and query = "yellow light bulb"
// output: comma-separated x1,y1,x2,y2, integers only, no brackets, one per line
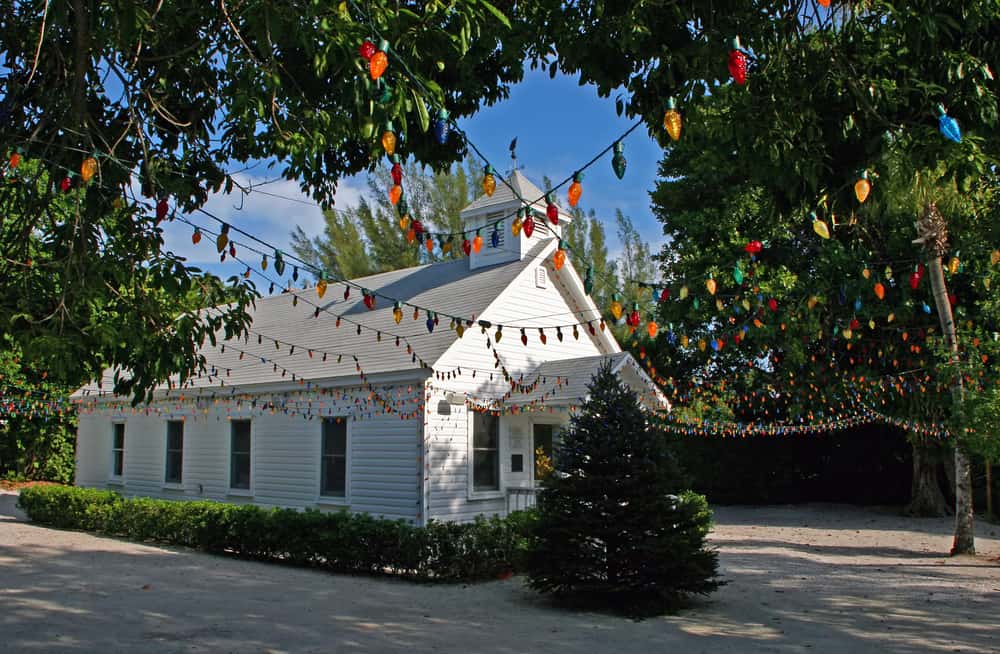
706,277,717,295
317,278,328,299
610,299,623,320
812,215,831,239
482,172,496,197
663,98,682,142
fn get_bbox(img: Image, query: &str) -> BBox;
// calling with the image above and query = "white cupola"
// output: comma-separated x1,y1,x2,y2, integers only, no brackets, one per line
459,170,573,270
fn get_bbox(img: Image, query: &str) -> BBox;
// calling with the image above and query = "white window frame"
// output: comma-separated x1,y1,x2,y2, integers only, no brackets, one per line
316,416,351,505
163,420,185,489
109,422,125,484
467,410,504,500
227,419,254,496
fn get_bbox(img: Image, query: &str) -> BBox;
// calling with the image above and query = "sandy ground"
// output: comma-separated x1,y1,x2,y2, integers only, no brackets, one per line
1,492,998,654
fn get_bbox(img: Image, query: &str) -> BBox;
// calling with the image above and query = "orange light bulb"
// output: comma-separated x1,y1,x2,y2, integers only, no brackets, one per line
381,125,396,156
369,41,389,80
80,156,98,183
567,173,583,207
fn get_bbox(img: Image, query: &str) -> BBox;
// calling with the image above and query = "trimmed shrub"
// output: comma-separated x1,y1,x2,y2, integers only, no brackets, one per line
17,485,533,582
526,362,721,616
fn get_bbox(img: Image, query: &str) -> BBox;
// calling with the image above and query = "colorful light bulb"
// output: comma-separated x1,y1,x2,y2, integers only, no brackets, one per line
553,241,567,270
611,142,627,179
192,228,202,244
80,156,97,183
381,122,396,156
663,97,682,142
442,237,453,255
389,184,402,205
610,293,623,320
274,250,285,276
584,267,594,295
369,40,389,80
744,240,763,255
472,230,483,254
317,274,328,299
482,166,496,197
728,37,749,86
390,158,403,186
522,214,535,238
432,109,450,145
546,193,559,224
8,152,21,168
646,320,658,339
936,104,961,143
706,276,717,296
567,173,583,207
511,208,523,236
462,237,472,256
60,176,72,192
425,236,435,254
216,223,230,252
156,198,169,222
359,40,377,60
399,215,410,231
811,211,831,239
854,171,871,203
490,223,500,248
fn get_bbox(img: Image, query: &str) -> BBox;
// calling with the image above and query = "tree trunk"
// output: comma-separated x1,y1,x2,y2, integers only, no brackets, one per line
904,437,949,517
986,460,993,520
922,251,975,554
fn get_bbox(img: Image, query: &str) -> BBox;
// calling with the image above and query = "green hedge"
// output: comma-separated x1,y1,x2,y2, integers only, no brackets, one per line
18,485,532,581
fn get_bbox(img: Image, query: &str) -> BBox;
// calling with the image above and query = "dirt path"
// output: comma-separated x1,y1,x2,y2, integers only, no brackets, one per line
1,492,998,653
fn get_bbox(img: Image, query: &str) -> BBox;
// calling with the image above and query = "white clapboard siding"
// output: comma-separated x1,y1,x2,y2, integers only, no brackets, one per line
75,390,422,522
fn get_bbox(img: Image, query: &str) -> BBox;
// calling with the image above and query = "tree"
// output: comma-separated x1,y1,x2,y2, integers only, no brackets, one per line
640,3,1000,553
0,339,76,483
0,1,537,400
526,361,720,616
291,157,479,277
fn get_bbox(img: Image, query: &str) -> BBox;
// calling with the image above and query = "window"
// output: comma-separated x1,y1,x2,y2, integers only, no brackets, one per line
165,421,184,484
472,412,500,492
321,418,347,498
533,424,555,482
230,420,252,490
111,423,125,478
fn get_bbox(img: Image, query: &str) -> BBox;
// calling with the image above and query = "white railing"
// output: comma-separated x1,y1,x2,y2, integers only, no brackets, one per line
505,486,537,514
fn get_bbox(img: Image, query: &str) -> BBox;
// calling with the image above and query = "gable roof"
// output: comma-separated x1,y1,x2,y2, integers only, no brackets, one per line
78,242,549,396
461,170,573,222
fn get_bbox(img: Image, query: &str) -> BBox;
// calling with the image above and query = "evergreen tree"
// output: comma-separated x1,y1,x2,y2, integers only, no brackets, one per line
527,362,720,616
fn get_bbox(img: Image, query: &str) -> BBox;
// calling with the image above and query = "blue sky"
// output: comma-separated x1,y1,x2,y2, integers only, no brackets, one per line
161,68,665,279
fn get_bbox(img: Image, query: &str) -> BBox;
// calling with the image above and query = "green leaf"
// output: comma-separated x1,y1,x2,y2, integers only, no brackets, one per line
413,91,430,133
478,1,511,28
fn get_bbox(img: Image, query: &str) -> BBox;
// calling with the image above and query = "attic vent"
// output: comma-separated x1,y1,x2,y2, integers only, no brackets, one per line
535,266,548,288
